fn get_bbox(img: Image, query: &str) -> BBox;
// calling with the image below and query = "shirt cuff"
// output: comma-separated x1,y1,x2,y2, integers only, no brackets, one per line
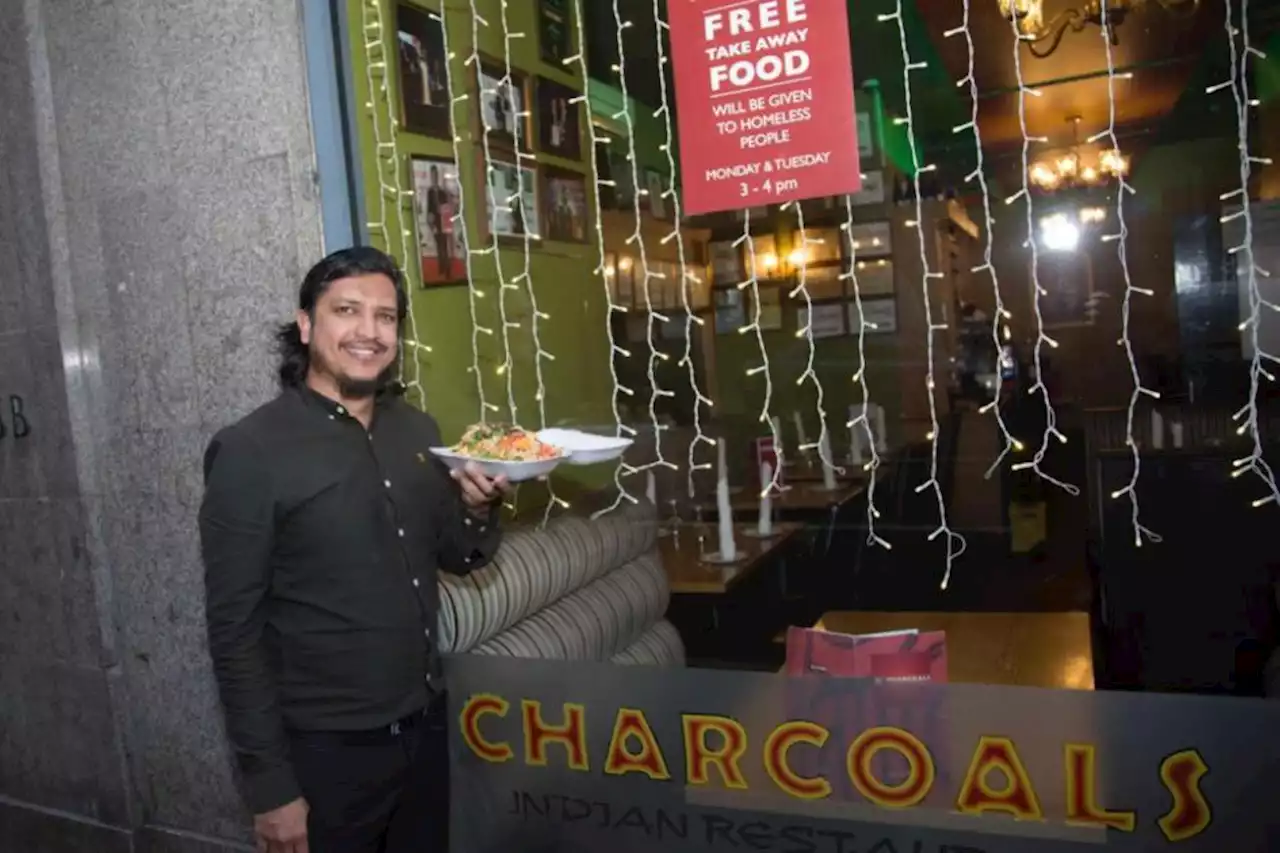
242,762,302,816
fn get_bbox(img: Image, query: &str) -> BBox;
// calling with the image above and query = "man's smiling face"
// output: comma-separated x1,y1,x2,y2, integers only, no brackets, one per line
298,272,399,399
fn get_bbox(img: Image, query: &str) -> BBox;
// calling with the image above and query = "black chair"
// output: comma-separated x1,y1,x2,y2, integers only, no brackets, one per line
1093,448,1279,695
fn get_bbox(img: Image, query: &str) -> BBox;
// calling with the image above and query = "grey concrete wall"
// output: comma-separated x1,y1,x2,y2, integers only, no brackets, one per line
0,0,323,850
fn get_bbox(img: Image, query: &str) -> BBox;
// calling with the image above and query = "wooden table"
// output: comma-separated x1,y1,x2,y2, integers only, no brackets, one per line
660,522,803,594
812,611,1094,690
698,481,867,516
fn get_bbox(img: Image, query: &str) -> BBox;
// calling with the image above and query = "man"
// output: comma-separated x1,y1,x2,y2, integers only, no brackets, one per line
200,247,508,853
425,165,454,281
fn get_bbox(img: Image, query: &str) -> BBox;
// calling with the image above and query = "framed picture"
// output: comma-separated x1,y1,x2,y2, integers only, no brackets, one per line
615,255,635,306
396,4,451,139
478,62,530,150
709,240,742,286
645,169,667,220
714,289,746,334
484,159,539,239
541,168,588,242
536,77,583,161
850,297,898,334
798,303,846,338
410,156,465,285
538,0,574,67
749,234,780,280
851,257,895,296
756,285,783,330
850,170,886,206
847,221,892,258
856,112,874,159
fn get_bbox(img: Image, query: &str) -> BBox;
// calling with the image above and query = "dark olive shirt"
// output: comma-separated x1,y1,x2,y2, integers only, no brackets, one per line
199,386,499,814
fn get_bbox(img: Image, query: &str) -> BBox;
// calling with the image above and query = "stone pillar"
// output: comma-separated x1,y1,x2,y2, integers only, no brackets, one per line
0,1,322,850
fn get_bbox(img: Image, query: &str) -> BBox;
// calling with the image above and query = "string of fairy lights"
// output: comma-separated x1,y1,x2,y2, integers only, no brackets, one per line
360,0,1274,547
790,204,843,479
880,0,968,587
436,6,487,420
649,0,718,498
736,209,786,496
840,197,890,550
944,3,1022,483
1214,0,1280,509
358,0,431,406
610,5,679,486
495,0,565,521
1095,0,1161,546
1002,10,1080,500
571,0,640,517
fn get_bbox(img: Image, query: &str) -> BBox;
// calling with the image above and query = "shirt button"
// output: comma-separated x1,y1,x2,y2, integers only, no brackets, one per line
424,628,431,638
464,517,473,527
336,405,346,415
412,578,420,588
328,414,335,421
479,525,487,533
398,528,405,537
384,479,392,488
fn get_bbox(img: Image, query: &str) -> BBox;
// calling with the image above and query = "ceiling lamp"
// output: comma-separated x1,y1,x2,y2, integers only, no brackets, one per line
998,0,1200,58
1029,117,1130,193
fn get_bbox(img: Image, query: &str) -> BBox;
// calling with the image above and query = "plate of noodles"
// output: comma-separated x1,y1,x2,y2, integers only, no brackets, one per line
431,423,568,482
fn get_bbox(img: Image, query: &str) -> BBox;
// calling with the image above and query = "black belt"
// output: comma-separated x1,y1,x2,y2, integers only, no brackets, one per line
291,693,447,745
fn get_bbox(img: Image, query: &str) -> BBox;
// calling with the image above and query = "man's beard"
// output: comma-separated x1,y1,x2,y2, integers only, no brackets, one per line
311,346,399,399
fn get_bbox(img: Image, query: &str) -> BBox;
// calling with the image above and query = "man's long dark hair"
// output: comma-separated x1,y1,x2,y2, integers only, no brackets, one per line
276,246,409,391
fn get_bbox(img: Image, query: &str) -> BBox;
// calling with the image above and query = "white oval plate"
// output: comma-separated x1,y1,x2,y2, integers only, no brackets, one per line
429,447,567,482
535,428,633,466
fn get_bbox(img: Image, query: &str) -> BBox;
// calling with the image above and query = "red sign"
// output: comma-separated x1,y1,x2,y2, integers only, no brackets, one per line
668,0,862,216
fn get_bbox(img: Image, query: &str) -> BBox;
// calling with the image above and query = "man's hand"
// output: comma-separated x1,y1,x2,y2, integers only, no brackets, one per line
254,798,309,853
451,462,511,512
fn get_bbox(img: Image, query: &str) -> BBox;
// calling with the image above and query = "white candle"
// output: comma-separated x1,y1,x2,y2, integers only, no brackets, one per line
820,431,837,490
1171,420,1184,449
792,411,810,453
757,462,774,537
1151,409,1164,450
849,424,865,465
645,470,657,506
716,440,736,560
717,436,727,477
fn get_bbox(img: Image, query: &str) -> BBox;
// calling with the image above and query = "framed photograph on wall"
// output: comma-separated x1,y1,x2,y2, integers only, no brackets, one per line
410,156,465,286
536,77,583,161
850,297,898,334
541,168,588,242
847,221,892,258
856,111,874,159
484,159,539,239
798,303,846,338
709,240,742,286
852,257,895,296
538,0,574,66
756,285,783,330
615,256,635,306
850,170,886,206
714,289,746,334
749,234,780,280
396,4,451,139
646,169,667,220
478,62,530,150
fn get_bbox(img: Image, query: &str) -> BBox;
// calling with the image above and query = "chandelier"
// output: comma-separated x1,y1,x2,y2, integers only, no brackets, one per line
1029,117,1130,192
997,0,1200,58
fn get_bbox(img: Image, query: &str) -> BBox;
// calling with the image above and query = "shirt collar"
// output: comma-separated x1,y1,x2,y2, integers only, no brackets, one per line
293,383,401,421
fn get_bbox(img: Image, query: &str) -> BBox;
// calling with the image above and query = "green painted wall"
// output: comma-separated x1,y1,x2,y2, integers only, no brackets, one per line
347,0,617,494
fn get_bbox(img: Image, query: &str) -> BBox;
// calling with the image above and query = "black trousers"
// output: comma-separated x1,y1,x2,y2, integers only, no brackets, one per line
288,696,449,853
